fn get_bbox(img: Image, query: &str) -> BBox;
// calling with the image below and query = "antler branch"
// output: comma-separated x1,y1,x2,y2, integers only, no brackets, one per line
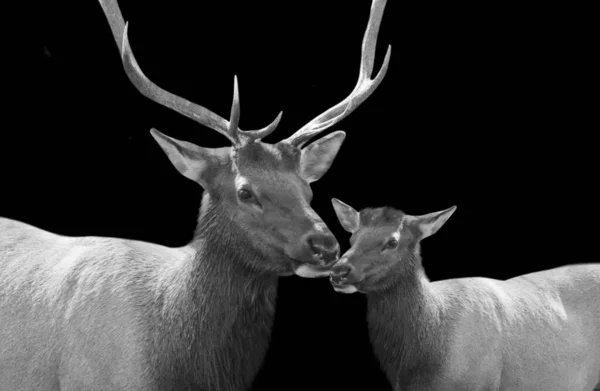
283,0,391,148
98,0,282,146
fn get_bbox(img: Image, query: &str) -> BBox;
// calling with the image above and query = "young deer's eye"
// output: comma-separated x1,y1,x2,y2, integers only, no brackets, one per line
384,238,398,250
237,188,253,201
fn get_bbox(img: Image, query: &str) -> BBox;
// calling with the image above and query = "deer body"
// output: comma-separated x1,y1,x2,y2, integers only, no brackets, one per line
0,204,277,391
1,0,391,388
329,201,600,391
368,264,600,391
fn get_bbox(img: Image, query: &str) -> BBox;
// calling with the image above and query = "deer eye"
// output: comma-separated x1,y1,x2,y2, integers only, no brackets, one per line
383,238,398,250
237,188,253,201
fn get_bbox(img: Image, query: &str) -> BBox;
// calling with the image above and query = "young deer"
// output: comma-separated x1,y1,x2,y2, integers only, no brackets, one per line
329,199,600,391
0,0,391,389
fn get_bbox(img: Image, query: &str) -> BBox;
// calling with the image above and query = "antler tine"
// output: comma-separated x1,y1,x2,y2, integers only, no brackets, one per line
98,0,234,143
283,0,391,148
358,0,389,87
98,0,126,56
238,111,284,142
228,75,241,143
226,76,283,145
98,0,283,147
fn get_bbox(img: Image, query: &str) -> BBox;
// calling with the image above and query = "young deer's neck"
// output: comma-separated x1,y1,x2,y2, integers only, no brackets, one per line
366,256,447,387
147,194,278,391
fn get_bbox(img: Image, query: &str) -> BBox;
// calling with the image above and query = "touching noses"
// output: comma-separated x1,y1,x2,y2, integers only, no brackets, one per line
330,262,354,284
306,229,340,264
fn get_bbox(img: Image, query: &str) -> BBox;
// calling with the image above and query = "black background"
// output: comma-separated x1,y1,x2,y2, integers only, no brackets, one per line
4,0,597,390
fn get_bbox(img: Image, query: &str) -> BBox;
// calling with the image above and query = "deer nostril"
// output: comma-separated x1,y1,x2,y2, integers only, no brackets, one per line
306,233,340,265
308,233,339,258
308,238,322,256
320,233,338,252
331,264,352,283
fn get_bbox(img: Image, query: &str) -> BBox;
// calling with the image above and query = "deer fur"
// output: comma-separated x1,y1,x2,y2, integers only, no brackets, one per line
0,127,354,391
0,0,394,387
0,199,270,390
330,200,600,391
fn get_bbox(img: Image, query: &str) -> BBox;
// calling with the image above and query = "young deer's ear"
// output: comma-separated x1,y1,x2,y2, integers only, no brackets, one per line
150,129,230,188
405,206,457,240
299,131,346,183
331,198,360,233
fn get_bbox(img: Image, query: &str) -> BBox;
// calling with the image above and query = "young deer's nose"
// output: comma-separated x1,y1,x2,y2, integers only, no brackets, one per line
307,232,340,264
330,263,353,284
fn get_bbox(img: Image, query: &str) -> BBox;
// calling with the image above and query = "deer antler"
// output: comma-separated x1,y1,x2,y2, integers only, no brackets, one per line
98,0,282,147
282,0,391,148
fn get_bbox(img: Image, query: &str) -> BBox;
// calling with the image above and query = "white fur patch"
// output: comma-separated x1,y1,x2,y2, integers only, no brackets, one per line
333,285,358,294
41,245,89,306
235,175,250,189
51,245,88,282
263,143,283,160
294,264,331,278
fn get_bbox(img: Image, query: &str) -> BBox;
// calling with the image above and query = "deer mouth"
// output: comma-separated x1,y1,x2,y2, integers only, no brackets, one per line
292,261,333,278
330,280,359,294
330,274,363,293
330,278,356,288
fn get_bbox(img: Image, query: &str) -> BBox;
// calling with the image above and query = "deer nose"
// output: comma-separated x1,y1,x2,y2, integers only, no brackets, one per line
307,232,339,264
330,263,353,284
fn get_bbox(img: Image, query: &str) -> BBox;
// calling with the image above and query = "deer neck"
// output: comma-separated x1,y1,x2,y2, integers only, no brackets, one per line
366,259,447,386
147,193,278,390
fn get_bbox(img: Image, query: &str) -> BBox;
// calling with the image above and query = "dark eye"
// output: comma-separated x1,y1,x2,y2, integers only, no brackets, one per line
237,188,253,201
384,238,398,250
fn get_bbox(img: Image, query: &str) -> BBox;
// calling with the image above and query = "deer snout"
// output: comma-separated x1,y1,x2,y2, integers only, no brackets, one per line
307,231,340,265
330,262,354,285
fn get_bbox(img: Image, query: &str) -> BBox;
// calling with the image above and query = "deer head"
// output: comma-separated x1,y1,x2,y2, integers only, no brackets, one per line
329,198,456,292
98,0,391,277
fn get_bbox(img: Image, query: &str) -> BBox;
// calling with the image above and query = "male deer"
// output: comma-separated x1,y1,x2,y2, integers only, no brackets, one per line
329,199,600,391
0,0,391,389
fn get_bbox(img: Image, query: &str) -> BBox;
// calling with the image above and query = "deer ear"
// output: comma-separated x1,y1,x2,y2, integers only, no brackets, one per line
331,198,360,233
150,129,230,188
299,131,346,183
405,206,457,239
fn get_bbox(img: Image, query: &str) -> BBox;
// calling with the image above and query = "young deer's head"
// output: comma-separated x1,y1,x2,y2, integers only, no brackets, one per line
329,199,456,293
98,0,391,277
